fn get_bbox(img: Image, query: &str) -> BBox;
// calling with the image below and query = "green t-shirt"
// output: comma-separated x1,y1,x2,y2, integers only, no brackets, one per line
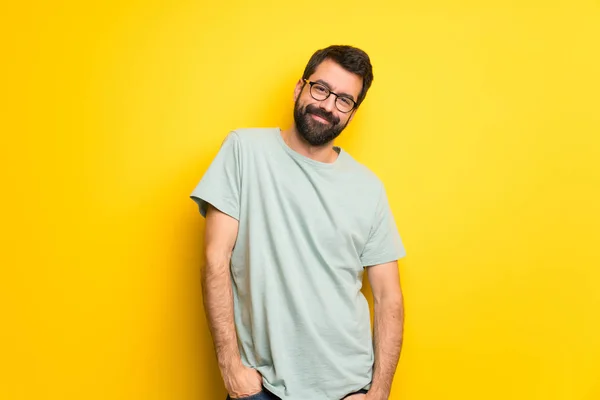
191,128,405,399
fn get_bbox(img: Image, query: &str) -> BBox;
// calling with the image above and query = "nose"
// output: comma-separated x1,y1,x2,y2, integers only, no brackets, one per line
319,94,337,113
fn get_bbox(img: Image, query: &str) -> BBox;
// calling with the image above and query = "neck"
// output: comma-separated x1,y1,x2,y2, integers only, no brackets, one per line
280,126,339,164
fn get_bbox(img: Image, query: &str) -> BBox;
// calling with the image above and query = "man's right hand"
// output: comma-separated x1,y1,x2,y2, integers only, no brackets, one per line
224,363,263,399
344,394,367,400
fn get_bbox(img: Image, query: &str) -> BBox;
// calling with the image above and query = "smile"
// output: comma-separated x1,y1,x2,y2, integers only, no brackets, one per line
310,113,331,124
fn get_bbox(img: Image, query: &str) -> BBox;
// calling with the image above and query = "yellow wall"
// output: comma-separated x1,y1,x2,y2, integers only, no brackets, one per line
2,1,599,399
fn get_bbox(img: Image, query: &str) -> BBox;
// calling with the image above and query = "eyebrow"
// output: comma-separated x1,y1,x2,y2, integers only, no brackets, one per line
314,79,356,102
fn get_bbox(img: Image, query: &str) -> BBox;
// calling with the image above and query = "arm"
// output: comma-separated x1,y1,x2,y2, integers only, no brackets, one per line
203,204,262,398
366,261,404,400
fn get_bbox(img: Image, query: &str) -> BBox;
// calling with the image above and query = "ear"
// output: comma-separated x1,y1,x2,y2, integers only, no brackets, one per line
293,79,304,101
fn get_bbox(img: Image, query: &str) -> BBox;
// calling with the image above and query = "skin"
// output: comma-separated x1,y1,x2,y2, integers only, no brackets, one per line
345,261,405,400
281,59,361,162
203,59,404,400
203,205,262,398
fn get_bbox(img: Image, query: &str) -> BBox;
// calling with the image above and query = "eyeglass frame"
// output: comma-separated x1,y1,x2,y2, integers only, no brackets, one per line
302,79,358,113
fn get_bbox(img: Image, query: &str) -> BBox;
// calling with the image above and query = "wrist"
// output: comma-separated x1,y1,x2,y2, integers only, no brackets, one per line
366,388,387,400
219,357,244,378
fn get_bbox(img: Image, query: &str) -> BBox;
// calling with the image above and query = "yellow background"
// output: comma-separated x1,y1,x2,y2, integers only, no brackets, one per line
2,1,599,399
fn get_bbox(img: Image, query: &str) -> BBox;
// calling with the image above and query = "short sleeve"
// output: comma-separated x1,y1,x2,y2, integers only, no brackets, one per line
360,184,406,267
190,132,242,220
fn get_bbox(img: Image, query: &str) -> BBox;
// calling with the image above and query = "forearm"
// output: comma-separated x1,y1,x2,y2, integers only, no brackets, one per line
202,256,242,376
369,294,404,399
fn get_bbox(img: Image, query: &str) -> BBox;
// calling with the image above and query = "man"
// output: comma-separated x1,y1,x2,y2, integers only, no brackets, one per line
191,45,406,400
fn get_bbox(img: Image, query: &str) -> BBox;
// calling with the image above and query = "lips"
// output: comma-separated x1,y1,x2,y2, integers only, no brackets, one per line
306,109,334,124
304,104,340,126
309,112,331,124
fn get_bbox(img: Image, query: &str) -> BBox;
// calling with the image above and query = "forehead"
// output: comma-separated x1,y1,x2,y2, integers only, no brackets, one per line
308,59,363,100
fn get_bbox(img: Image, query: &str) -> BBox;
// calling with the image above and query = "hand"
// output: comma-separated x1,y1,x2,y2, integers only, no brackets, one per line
223,364,263,398
344,394,367,400
346,393,382,400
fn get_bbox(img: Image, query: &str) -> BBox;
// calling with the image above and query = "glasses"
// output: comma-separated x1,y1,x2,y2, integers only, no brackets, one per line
303,79,357,113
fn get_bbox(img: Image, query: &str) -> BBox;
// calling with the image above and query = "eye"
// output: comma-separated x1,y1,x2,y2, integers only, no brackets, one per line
313,84,328,94
339,97,354,107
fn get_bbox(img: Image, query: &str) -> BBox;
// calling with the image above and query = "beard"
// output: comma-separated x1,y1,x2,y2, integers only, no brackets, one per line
293,101,347,147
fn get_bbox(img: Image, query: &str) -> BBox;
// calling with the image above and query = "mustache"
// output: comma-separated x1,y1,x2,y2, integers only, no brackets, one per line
305,104,340,125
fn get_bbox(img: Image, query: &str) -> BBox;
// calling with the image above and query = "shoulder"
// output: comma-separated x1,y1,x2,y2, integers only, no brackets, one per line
229,127,280,147
340,150,385,192
216,128,278,157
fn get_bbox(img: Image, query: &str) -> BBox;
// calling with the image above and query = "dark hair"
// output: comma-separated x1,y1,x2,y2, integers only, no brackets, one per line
301,45,374,107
